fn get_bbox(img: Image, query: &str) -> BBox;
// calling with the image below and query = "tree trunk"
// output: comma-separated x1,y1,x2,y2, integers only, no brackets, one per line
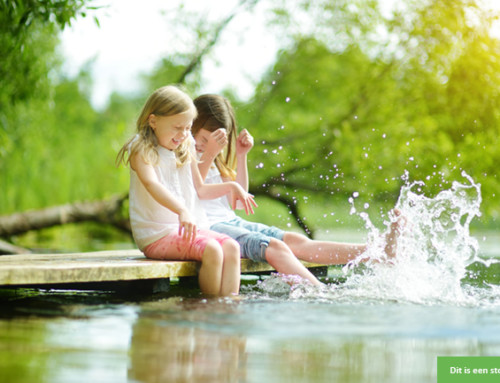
0,194,131,238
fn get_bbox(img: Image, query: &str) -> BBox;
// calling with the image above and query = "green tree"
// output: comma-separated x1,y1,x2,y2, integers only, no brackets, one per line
0,0,95,109
0,0,100,212
233,0,500,232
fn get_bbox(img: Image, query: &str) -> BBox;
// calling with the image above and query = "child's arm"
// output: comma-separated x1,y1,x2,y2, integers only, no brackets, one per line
235,129,253,191
131,153,196,242
191,160,257,215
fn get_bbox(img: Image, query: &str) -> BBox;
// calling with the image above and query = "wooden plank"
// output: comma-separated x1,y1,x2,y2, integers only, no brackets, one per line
0,249,324,286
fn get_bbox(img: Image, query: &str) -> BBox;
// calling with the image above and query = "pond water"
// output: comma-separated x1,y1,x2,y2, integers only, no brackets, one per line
1,174,499,383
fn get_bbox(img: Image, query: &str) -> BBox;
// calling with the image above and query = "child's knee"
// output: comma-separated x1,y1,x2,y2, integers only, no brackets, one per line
202,239,224,265
222,238,240,262
283,231,310,246
265,239,294,263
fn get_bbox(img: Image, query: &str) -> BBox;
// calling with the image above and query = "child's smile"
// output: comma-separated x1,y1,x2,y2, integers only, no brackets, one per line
149,111,195,151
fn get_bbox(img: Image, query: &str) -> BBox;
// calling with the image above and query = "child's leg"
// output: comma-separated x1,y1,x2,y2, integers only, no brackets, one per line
195,232,241,297
211,218,322,285
284,209,404,264
265,239,321,286
384,210,403,258
282,232,366,265
219,239,241,296
198,239,224,295
143,230,239,296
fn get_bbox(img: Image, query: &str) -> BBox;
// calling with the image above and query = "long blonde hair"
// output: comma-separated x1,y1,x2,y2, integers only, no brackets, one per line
116,85,197,168
192,94,237,180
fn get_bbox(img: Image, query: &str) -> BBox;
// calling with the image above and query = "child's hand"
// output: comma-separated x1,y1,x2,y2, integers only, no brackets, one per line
205,128,227,158
178,209,197,242
236,129,253,156
229,182,258,215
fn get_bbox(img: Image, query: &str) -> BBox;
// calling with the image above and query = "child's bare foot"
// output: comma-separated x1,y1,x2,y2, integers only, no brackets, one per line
384,209,405,259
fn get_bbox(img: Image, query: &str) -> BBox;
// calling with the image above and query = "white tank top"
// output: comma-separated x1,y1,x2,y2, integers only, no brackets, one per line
129,139,209,250
198,158,237,226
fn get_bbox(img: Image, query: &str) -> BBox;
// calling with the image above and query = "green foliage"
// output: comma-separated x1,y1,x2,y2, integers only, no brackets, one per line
0,0,94,109
0,0,101,212
0,69,135,213
235,0,500,227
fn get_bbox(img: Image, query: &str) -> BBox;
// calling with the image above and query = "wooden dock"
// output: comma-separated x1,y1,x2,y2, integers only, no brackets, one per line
0,249,326,293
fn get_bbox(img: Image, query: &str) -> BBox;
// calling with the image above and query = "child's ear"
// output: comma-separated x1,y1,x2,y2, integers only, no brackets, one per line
148,114,156,129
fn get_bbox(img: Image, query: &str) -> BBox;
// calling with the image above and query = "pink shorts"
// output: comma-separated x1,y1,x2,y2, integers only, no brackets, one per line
143,229,232,262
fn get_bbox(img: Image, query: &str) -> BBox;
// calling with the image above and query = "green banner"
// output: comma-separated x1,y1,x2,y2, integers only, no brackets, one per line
438,357,500,383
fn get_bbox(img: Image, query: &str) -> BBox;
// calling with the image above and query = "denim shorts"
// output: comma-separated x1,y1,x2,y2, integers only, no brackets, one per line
210,216,285,262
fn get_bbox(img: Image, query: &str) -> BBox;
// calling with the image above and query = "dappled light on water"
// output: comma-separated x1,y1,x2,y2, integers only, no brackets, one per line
243,172,500,307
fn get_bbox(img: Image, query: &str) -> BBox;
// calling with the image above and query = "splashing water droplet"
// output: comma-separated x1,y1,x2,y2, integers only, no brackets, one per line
342,171,494,306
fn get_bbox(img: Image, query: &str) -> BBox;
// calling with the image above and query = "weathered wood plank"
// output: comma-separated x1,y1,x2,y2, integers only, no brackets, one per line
0,249,324,286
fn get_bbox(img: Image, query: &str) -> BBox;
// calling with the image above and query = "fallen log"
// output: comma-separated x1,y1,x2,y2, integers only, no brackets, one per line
0,193,131,238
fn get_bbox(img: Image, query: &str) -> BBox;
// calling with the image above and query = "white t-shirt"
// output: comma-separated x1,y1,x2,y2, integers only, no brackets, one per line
199,159,237,226
129,139,209,250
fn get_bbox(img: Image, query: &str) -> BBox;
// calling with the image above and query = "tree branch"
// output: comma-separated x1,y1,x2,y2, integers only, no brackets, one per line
177,0,259,84
0,239,31,255
0,194,131,238
249,185,314,239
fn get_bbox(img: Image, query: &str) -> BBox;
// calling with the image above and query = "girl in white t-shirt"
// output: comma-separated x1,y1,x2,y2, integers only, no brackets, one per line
192,94,402,286
116,86,256,296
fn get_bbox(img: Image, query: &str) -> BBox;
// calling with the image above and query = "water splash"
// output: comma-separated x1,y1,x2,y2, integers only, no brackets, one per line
341,171,487,305
245,172,500,307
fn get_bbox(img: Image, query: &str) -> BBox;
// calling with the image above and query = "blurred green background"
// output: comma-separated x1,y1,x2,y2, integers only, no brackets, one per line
1,0,499,252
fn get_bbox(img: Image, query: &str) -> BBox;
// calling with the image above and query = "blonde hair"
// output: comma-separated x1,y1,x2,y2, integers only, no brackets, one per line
192,94,237,180
117,85,197,168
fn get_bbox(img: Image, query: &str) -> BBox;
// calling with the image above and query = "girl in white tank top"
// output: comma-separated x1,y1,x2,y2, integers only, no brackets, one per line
116,86,257,296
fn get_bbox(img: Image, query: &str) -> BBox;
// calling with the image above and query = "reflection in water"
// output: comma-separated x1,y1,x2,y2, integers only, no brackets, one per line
128,297,248,382
244,337,498,383
1,293,500,383
125,296,500,383
129,319,246,383
0,313,132,383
